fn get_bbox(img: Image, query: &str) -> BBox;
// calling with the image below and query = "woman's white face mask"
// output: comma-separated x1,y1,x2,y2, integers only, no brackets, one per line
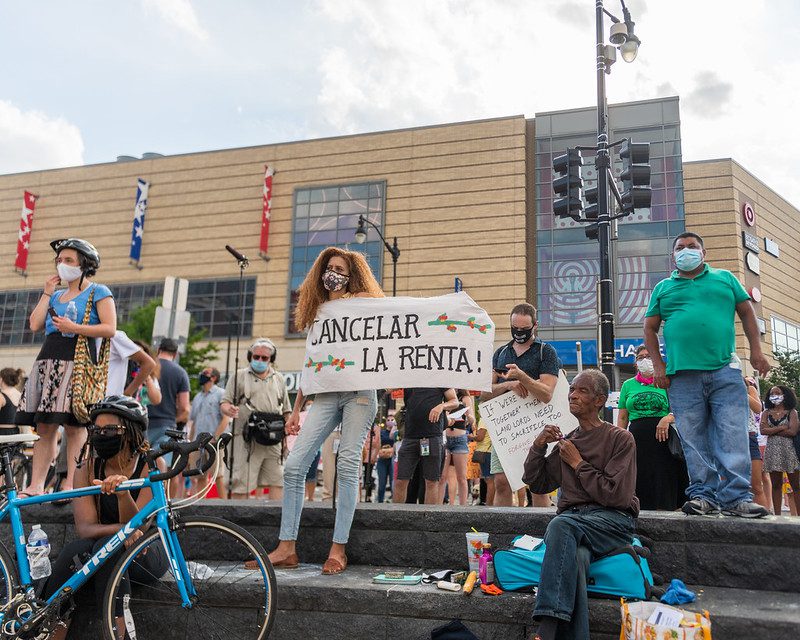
57,263,82,283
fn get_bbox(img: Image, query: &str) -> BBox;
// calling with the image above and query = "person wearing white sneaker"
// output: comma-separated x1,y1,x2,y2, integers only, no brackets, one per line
644,232,770,519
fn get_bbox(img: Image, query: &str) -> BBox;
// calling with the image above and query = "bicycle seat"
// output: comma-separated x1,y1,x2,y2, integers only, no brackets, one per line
0,433,40,446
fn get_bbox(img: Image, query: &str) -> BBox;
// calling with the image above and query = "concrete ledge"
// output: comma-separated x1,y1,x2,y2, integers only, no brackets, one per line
38,550,800,639
271,564,800,640
7,502,800,593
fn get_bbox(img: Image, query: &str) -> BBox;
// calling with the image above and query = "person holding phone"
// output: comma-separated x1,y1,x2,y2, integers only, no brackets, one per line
480,303,561,507
15,238,116,498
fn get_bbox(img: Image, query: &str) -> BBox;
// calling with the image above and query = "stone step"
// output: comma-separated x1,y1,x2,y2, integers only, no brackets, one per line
59,561,800,640
272,564,800,640
9,501,800,596
175,501,800,593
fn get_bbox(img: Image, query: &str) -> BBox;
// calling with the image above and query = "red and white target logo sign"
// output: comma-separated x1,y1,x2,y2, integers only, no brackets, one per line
742,202,756,227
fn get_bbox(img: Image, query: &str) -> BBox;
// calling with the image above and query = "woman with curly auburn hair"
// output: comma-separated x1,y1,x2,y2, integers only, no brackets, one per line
269,247,383,575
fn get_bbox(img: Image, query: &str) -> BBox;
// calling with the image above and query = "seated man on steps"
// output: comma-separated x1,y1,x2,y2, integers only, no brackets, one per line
522,369,639,640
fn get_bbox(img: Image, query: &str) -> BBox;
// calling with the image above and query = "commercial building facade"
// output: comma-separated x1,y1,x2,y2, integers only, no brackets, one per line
0,97,796,385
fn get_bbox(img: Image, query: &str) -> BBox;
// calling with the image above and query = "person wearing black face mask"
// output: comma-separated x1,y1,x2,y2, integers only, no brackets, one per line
187,367,226,494
44,396,169,640
480,303,561,507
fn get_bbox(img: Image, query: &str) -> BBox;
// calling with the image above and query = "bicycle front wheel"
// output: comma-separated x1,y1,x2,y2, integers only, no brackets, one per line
101,516,276,640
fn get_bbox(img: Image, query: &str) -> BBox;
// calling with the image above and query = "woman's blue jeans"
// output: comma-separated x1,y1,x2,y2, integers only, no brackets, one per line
279,390,377,544
533,506,636,640
376,457,393,503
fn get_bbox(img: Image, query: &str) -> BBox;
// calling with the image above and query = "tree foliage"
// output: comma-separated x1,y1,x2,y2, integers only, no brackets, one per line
761,350,800,399
119,299,219,395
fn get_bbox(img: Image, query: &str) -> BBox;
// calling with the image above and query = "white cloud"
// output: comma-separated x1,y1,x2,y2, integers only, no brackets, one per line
311,0,800,206
0,100,84,173
142,0,208,41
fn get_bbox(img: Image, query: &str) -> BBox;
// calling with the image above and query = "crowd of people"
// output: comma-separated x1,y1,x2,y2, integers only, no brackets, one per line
2,232,800,639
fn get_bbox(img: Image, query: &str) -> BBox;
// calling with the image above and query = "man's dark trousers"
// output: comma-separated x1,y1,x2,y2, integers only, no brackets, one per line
534,506,636,640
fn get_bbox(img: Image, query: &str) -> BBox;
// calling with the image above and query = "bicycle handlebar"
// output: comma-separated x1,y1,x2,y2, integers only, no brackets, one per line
146,432,225,483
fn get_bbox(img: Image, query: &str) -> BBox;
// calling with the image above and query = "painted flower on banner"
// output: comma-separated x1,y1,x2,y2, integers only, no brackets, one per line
428,314,491,334
306,355,355,372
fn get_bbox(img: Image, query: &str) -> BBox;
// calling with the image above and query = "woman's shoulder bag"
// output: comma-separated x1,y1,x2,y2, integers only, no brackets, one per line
71,286,110,424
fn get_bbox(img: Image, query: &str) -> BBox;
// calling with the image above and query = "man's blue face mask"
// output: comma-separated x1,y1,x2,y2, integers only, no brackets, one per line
674,248,703,272
250,360,269,373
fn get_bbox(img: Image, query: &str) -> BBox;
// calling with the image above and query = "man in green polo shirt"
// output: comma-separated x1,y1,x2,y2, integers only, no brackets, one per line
644,231,770,518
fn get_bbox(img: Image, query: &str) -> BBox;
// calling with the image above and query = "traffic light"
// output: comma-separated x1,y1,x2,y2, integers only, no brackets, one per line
584,186,599,220
585,223,599,240
552,148,583,219
619,140,651,214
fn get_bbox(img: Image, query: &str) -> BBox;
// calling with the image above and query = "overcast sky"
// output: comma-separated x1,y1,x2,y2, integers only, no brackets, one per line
1,0,798,206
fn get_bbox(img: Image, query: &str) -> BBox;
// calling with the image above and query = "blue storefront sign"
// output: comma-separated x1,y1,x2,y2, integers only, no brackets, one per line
549,338,665,366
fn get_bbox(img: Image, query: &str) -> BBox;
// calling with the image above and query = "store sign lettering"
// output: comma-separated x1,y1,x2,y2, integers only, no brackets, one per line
742,231,759,253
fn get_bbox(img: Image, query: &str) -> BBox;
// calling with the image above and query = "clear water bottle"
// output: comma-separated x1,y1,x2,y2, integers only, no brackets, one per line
27,525,51,580
63,300,78,337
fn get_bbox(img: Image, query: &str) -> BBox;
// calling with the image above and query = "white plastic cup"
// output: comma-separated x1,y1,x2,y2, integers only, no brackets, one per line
465,532,489,573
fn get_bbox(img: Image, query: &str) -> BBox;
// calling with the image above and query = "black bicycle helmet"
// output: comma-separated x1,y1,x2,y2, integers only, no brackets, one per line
50,238,101,275
89,395,148,431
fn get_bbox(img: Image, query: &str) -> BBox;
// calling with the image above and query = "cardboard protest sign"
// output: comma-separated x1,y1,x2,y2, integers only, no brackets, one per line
299,292,495,395
480,371,578,491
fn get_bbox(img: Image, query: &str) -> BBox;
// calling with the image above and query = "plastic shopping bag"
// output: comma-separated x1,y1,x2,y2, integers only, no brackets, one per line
620,599,712,640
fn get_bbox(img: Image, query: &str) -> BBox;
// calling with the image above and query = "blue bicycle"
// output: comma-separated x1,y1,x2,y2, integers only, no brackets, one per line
0,430,276,639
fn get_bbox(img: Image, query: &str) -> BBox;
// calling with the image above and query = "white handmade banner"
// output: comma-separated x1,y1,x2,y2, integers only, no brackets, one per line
299,292,495,395
480,371,579,491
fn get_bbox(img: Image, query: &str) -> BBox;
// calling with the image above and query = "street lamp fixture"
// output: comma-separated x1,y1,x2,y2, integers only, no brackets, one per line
620,34,640,63
354,214,400,296
605,0,641,62
354,218,368,244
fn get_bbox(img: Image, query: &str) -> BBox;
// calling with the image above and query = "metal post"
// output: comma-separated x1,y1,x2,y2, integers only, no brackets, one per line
391,237,398,296
595,0,617,416
227,260,248,499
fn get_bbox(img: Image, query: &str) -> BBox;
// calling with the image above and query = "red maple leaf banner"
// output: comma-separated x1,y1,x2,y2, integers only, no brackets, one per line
14,191,38,273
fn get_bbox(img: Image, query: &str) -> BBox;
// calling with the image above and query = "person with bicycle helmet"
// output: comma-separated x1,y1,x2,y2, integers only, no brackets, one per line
15,238,116,500
44,395,168,640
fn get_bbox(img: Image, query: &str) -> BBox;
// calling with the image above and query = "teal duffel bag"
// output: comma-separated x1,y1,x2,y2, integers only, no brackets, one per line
494,536,654,600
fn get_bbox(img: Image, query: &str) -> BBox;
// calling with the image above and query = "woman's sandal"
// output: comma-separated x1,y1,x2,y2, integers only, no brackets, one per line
321,555,347,575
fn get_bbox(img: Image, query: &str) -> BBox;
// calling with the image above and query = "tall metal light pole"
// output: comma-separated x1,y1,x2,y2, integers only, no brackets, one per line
354,214,400,296
595,1,616,390
594,0,641,391
552,1,643,407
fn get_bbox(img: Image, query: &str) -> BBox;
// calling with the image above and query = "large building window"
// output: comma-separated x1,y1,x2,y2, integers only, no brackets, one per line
535,98,684,328
0,277,256,346
286,181,386,336
0,289,46,346
187,277,256,339
772,316,800,354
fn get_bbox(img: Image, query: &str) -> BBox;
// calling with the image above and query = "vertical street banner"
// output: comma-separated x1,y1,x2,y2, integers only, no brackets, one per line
260,165,274,258
480,371,579,491
299,292,495,395
129,179,149,266
14,191,38,274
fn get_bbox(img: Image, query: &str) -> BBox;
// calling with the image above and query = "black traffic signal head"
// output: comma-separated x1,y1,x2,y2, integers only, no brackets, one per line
585,223,599,240
619,140,651,214
583,185,599,220
552,148,583,219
